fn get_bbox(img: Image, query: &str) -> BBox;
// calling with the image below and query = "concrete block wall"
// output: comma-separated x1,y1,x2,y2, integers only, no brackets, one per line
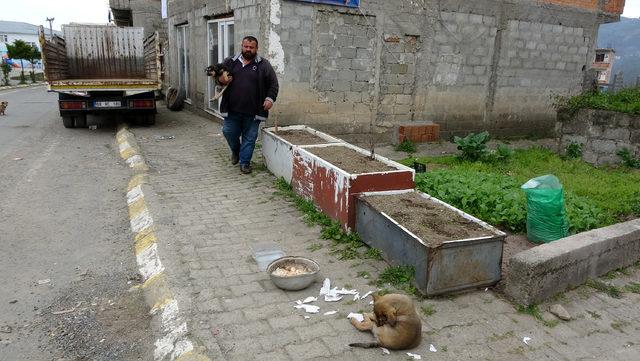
159,0,622,142
557,108,640,165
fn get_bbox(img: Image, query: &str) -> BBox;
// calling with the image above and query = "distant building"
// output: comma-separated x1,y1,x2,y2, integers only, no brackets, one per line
592,48,615,86
0,21,62,54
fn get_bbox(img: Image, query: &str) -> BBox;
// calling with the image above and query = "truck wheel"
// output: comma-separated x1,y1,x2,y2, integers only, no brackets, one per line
74,115,87,128
62,116,76,128
166,87,185,111
135,114,156,126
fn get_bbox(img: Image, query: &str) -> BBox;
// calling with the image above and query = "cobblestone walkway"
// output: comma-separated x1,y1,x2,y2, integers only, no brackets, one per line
131,108,640,361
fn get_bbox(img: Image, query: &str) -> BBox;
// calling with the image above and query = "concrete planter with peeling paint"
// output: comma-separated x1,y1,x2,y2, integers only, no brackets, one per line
355,190,506,296
262,125,344,183
291,143,415,230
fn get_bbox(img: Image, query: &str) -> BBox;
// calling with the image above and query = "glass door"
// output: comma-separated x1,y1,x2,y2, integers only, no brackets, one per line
207,18,234,112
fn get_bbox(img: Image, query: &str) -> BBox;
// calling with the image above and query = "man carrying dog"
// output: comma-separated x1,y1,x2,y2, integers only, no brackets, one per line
218,36,279,174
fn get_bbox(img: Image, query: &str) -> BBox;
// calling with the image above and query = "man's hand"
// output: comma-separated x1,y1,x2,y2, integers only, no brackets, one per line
218,75,232,85
263,99,273,111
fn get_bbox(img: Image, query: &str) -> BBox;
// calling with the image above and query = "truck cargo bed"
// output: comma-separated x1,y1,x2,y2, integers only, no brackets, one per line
48,78,160,91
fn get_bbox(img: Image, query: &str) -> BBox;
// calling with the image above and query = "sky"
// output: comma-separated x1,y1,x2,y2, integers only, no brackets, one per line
0,0,638,31
0,0,111,31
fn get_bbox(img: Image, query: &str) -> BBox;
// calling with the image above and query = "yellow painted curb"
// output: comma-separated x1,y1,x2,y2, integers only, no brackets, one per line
135,231,157,255
129,197,148,220
129,174,146,190
120,146,137,160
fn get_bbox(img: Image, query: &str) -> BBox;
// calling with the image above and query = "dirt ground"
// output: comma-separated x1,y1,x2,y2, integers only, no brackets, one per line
364,192,494,247
307,145,396,174
275,129,332,145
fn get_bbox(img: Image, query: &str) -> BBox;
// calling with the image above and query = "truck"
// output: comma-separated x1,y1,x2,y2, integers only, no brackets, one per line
39,24,161,128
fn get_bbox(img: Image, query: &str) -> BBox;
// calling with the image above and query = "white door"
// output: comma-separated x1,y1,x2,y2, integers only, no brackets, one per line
177,25,190,101
207,19,234,112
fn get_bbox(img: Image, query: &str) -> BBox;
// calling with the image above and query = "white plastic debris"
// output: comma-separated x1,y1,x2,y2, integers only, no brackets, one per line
353,293,360,301
361,291,374,299
523,336,531,345
429,344,437,352
369,301,374,305
336,288,358,295
294,304,320,313
347,313,364,323
324,310,338,316
296,296,317,304
381,347,390,354
325,294,343,302
319,278,331,295
37,279,50,285
304,316,310,319
407,352,422,359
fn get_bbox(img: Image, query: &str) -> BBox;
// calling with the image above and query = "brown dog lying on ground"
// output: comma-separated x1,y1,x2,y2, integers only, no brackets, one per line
349,293,422,350
0,101,7,115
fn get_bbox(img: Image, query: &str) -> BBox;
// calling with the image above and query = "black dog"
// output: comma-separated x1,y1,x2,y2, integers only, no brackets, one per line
205,63,233,101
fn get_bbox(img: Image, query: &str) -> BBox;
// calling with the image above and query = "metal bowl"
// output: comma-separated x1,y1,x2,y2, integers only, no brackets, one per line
267,256,320,291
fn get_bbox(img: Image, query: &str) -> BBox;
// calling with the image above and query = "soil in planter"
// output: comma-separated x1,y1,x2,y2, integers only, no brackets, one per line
364,192,494,247
275,129,332,145
307,146,396,174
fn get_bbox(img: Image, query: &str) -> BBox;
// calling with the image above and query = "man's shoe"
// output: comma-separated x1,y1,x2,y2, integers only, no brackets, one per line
231,153,239,165
240,164,252,174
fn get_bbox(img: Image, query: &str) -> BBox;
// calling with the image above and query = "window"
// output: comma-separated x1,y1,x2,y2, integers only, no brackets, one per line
0,34,7,42
595,53,605,62
177,25,190,101
207,18,234,112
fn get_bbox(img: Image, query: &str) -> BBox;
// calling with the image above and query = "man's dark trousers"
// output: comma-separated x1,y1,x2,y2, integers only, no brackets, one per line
222,111,261,166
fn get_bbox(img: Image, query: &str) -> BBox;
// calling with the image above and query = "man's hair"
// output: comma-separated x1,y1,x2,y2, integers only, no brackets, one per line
242,36,259,47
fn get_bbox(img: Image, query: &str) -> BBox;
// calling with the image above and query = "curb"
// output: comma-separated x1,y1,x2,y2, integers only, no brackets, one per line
0,82,46,91
116,125,211,361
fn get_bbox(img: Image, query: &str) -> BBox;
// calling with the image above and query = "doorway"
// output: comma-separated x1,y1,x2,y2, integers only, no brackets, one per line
207,18,235,113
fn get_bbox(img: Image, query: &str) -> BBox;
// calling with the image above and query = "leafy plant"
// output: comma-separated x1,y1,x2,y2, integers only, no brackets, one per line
364,248,383,260
377,265,417,295
617,148,640,168
453,131,490,161
554,88,640,116
565,142,583,159
482,143,514,163
395,139,417,153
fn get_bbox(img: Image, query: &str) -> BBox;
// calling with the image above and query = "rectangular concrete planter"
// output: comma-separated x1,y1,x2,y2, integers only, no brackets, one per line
262,125,344,183
291,143,415,230
505,218,640,305
355,190,506,296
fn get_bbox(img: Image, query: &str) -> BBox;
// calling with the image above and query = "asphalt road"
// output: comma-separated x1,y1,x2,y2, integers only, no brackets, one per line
0,86,152,361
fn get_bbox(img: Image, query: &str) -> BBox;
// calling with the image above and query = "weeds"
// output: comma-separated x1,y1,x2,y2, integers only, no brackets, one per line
585,279,623,298
624,282,640,294
307,243,323,252
454,131,490,161
420,304,436,316
396,139,417,153
364,248,383,260
565,142,583,159
516,304,558,327
554,87,640,116
377,265,418,295
617,148,640,168
611,320,631,333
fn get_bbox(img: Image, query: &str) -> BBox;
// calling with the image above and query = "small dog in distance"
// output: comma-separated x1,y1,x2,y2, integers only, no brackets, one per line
0,101,8,116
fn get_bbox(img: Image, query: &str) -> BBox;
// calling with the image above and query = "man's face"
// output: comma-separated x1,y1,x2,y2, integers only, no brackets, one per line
241,40,258,60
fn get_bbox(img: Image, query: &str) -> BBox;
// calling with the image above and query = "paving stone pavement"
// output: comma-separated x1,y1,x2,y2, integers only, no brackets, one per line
131,107,640,361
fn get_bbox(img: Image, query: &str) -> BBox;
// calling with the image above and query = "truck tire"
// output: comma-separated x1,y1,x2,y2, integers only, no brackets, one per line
62,116,75,128
166,87,185,111
135,113,156,126
74,115,87,128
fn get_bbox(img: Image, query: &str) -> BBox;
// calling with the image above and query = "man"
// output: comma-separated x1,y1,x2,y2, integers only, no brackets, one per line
218,36,279,174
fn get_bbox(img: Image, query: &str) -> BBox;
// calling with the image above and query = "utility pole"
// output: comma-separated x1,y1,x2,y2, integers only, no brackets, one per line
45,17,55,38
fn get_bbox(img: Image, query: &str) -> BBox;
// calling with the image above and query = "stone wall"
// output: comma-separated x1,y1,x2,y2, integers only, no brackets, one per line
557,108,640,165
160,0,622,142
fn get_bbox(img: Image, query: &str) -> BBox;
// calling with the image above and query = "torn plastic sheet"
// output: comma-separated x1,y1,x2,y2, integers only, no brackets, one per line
429,344,437,352
353,293,360,301
407,352,422,359
319,278,331,295
294,304,319,313
347,313,364,323
523,336,531,345
296,297,317,304
381,347,390,354
360,291,374,299
324,310,338,316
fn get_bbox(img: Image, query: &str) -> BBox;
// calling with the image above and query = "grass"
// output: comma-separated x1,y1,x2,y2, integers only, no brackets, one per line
377,265,418,295
554,87,640,116
403,147,640,233
306,243,323,252
516,304,559,327
395,139,417,153
420,304,436,316
624,282,640,294
585,279,624,298
611,320,631,333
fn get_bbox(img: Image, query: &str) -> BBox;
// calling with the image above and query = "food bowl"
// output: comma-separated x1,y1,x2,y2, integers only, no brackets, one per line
267,256,320,291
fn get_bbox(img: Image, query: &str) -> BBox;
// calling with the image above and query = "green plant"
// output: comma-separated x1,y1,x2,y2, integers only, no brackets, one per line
0,61,10,86
307,243,322,252
565,142,583,159
586,279,623,298
453,131,490,161
377,265,417,295
617,148,640,168
624,282,640,294
554,88,640,116
420,304,436,316
364,248,383,260
396,139,417,153
516,304,558,327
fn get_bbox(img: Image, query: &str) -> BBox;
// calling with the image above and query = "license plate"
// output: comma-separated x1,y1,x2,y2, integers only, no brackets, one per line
94,101,121,108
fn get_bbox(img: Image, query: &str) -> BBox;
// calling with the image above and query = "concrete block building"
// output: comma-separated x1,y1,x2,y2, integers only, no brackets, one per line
116,0,626,141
